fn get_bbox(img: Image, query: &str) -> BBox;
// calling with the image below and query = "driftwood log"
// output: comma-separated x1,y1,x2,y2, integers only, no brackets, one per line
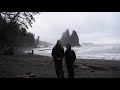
16,73,37,78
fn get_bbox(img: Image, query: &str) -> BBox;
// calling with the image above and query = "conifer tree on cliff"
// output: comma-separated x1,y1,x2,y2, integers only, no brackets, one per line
0,12,40,29
0,12,40,49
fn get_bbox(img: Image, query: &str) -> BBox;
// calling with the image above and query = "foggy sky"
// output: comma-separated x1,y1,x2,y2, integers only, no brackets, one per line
28,12,120,44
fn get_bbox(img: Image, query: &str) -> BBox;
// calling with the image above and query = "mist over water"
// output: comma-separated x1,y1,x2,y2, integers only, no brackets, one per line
28,12,120,44
26,12,120,61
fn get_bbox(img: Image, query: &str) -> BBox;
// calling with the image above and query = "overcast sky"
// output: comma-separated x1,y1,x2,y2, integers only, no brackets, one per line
28,12,120,44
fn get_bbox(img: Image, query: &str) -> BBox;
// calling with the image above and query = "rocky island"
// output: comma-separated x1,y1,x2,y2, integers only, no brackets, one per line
61,29,81,47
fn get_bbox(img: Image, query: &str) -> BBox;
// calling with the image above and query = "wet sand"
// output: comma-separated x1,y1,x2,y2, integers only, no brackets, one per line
0,53,120,78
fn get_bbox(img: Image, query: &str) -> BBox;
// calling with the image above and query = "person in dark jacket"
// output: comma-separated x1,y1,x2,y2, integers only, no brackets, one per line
52,40,64,78
65,44,76,78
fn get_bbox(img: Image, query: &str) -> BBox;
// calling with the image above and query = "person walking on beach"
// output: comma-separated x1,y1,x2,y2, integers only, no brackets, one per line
65,44,76,78
52,40,64,78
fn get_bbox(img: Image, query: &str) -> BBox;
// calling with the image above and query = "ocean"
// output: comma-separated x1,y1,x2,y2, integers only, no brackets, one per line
24,44,120,61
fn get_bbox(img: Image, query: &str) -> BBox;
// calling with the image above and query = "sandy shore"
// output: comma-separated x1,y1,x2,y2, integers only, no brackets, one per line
0,52,120,78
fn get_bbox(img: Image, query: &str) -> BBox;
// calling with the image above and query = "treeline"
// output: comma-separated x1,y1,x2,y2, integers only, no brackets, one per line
0,12,40,50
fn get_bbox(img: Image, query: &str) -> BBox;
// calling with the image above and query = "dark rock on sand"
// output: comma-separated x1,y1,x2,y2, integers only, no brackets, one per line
111,67,120,71
84,65,108,71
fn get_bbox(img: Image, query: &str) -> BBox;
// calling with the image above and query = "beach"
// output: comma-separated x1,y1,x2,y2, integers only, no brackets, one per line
0,52,120,78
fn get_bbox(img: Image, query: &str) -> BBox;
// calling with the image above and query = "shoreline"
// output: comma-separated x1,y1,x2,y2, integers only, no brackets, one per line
24,52,120,62
23,47,120,61
1,52,120,78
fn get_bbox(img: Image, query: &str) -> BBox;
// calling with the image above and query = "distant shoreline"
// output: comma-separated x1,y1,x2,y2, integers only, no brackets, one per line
22,44,120,61
23,49,120,61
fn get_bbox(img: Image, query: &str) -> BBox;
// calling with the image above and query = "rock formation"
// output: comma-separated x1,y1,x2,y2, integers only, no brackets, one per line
61,29,70,46
70,30,80,47
61,29,81,47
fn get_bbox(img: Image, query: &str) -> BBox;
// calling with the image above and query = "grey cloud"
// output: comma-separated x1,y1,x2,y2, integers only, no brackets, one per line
28,12,120,44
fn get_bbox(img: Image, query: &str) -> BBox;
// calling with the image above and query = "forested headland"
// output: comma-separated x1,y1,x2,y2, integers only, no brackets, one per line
0,12,40,53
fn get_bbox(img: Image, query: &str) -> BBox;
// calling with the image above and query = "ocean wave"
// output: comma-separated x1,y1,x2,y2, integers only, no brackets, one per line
24,44,120,61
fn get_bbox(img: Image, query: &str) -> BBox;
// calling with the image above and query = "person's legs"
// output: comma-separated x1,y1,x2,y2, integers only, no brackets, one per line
67,63,74,78
56,69,60,78
54,60,61,78
69,67,74,78
59,60,64,78
54,59,64,78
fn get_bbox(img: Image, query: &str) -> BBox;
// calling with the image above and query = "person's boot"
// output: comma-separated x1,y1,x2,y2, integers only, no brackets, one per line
60,71,65,78
61,74,65,78
56,70,60,78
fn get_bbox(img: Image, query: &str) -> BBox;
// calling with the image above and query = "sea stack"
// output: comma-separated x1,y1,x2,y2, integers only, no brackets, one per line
70,30,80,47
61,29,81,47
61,29,70,46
